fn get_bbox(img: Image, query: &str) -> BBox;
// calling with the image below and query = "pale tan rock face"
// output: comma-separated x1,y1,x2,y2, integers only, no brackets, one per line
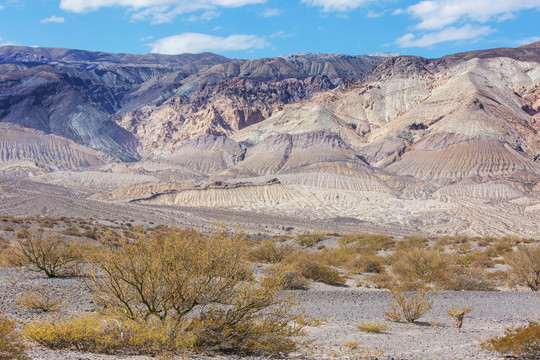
3,43,540,236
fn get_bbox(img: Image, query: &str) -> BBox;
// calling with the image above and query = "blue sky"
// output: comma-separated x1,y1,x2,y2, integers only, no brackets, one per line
0,0,539,59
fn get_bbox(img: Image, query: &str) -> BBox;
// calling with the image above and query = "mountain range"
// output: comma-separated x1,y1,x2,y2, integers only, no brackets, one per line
0,42,539,236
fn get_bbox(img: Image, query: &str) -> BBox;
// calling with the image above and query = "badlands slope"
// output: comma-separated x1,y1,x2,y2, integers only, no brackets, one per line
1,43,540,236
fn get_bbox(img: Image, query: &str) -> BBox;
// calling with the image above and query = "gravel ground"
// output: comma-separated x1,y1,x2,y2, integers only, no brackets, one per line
2,268,539,360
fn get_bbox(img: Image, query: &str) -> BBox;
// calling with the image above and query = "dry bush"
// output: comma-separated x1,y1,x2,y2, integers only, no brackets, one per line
504,244,540,291
384,287,432,323
82,229,97,239
264,265,311,290
390,248,449,287
0,238,17,268
14,230,87,277
362,272,394,289
314,247,358,268
80,227,305,356
435,267,494,291
485,238,514,258
0,317,29,360
480,321,540,357
1,225,14,232
394,236,428,252
295,232,325,247
447,306,471,332
357,320,390,333
345,255,385,274
62,225,80,236
16,286,62,312
338,233,395,254
335,341,385,360
455,250,494,269
24,315,194,355
286,254,346,286
247,240,296,264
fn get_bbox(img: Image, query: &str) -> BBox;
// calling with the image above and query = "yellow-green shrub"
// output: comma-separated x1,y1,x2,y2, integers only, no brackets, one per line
504,244,540,291
84,227,304,355
390,248,449,286
14,230,86,277
247,240,296,264
24,315,194,354
480,321,540,357
0,318,29,360
285,254,345,286
345,255,384,274
295,232,325,247
384,287,432,323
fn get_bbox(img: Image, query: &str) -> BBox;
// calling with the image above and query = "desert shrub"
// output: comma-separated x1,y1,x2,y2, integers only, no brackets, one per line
83,227,304,355
0,318,29,360
82,229,97,239
477,237,495,247
295,232,325,247
362,272,394,289
504,244,540,291
14,230,86,277
1,225,14,232
62,225,80,236
394,236,428,252
24,315,194,355
247,240,296,264
390,248,449,287
338,233,395,254
455,250,494,269
435,267,494,291
319,341,385,360
287,254,346,286
345,255,384,274
384,287,432,323
357,320,390,333
480,321,540,357
16,286,62,312
314,247,358,268
485,238,514,257
447,306,471,332
0,238,18,268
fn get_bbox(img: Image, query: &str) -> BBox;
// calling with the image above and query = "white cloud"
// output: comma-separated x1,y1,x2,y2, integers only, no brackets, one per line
396,24,494,47
60,0,266,23
301,0,371,12
261,8,280,17
515,36,540,45
185,10,219,21
41,15,66,23
149,33,268,54
404,0,540,30
0,5,4,10
269,30,291,38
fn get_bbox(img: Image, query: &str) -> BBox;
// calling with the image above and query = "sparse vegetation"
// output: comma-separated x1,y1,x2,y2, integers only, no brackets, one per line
357,320,390,333
17,286,62,312
14,230,85,277
480,321,540,357
0,318,29,360
504,244,540,291
288,254,346,286
295,232,326,247
384,287,432,323
70,227,305,356
447,306,471,332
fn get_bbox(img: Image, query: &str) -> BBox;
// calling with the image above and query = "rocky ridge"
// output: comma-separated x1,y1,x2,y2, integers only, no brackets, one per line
1,42,540,236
